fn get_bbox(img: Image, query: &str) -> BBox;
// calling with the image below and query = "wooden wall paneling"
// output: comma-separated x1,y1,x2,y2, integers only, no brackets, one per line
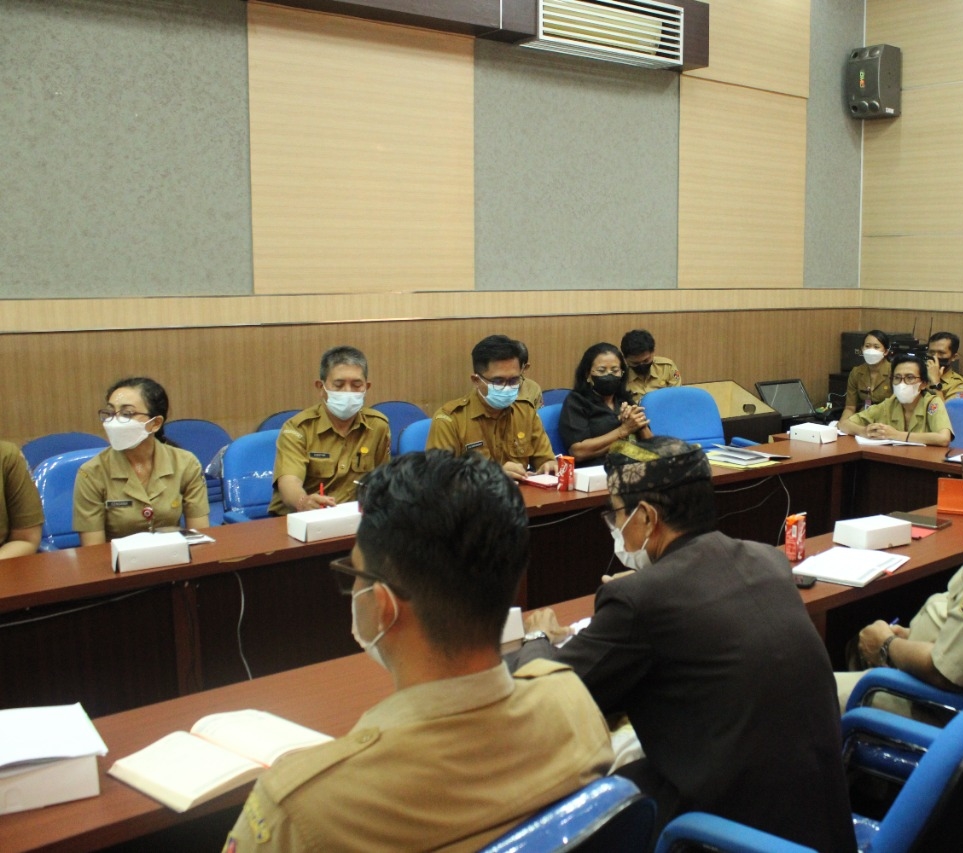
247,3,474,295
678,77,807,289
861,234,963,293
683,0,810,97
867,0,963,88
0,308,858,448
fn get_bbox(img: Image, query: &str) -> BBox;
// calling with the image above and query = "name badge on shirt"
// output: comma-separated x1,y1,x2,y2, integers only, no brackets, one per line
309,452,331,459
105,500,133,508
465,441,484,451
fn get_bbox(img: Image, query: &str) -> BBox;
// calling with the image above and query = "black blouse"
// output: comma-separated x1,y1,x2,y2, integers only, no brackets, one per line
559,391,621,464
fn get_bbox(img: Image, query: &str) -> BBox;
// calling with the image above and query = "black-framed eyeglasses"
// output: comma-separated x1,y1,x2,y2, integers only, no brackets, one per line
892,374,922,385
329,555,408,598
98,409,152,424
478,374,523,391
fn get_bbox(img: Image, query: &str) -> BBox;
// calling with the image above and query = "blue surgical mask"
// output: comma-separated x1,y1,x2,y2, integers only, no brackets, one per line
478,383,519,410
325,390,365,421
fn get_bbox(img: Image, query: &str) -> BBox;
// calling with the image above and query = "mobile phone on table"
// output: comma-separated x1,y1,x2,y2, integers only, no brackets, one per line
888,511,951,531
793,574,816,589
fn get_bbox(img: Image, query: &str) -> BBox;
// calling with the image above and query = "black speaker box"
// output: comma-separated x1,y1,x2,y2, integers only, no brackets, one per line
846,44,901,119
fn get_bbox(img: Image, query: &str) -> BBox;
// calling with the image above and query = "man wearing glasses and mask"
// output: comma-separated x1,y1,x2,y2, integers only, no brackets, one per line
225,451,612,852
620,329,681,405
427,335,557,480
512,437,856,853
268,345,390,515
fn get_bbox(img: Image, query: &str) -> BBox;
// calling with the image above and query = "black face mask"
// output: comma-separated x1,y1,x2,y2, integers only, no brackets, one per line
591,374,622,397
632,363,652,377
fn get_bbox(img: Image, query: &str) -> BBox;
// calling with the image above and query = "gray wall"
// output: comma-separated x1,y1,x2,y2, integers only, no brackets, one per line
804,0,864,289
0,0,252,298
0,0,863,299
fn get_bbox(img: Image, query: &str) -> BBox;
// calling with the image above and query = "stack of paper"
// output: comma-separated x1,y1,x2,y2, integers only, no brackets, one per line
791,547,909,588
706,448,782,470
854,435,925,447
0,703,108,814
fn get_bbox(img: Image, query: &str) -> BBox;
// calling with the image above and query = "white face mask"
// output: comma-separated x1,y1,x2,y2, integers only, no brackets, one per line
894,382,919,405
326,390,365,421
351,584,398,668
103,418,154,451
863,348,885,366
610,505,653,571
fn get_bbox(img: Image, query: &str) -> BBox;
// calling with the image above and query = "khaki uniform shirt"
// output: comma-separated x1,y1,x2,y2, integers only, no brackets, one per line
850,393,952,438
845,362,892,411
223,660,613,853
938,368,963,399
909,566,963,685
426,392,555,470
517,377,544,409
0,441,44,545
73,442,209,540
625,356,681,404
268,404,390,514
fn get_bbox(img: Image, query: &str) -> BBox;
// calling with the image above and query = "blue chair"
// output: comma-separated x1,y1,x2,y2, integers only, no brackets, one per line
478,776,656,853
221,430,279,523
32,447,104,551
542,388,571,407
945,396,963,444
643,387,727,448
371,400,427,456
163,419,232,524
22,432,107,471
256,409,300,432
654,812,817,853
841,705,963,853
538,403,566,456
846,667,963,720
398,418,432,454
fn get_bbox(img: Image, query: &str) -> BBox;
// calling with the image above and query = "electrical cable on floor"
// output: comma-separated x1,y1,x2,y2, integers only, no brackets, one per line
234,571,253,680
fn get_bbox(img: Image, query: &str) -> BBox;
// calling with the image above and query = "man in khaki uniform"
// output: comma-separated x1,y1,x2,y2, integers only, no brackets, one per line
621,329,681,404
269,346,390,514
0,441,43,558
427,335,556,480
224,451,613,853
926,331,963,400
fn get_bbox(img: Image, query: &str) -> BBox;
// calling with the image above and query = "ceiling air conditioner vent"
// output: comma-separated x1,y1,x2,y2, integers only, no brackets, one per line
521,0,683,68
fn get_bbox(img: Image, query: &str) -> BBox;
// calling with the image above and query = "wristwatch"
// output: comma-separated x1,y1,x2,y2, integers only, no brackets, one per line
522,630,549,645
879,633,898,667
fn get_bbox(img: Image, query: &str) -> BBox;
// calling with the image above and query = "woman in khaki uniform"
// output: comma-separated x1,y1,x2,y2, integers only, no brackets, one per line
840,329,892,421
840,354,952,446
73,377,209,544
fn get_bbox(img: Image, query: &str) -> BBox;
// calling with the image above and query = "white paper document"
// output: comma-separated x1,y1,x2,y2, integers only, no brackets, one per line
853,435,926,447
792,547,909,588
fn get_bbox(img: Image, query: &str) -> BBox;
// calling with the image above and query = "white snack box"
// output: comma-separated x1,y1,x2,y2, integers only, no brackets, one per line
833,515,911,550
286,501,361,543
574,465,607,493
789,423,837,444
112,531,190,574
500,607,525,652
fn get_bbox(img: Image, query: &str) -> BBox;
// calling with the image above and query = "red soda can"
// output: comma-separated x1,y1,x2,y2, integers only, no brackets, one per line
785,512,807,561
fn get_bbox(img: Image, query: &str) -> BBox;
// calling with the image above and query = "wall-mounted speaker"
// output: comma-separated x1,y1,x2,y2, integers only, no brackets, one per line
846,44,902,120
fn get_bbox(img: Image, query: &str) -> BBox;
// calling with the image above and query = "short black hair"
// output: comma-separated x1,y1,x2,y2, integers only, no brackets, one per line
356,450,529,652
891,354,929,386
320,346,368,380
929,332,960,356
106,377,171,443
621,329,656,357
515,339,530,366
472,335,522,375
572,342,633,405
864,329,890,351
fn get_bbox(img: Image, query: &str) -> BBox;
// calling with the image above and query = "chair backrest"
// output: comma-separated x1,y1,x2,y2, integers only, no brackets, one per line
397,418,432,455
163,419,231,470
643,387,725,447
32,447,104,551
221,430,279,522
542,388,571,407
256,409,300,432
945,396,963,443
654,812,817,853
370,401,428,456
479,776,656,853
538,403,566,456
22,432,108,471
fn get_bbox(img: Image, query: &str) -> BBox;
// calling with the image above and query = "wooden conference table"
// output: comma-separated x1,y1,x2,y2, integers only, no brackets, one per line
4,513,963,853
0,436,960,719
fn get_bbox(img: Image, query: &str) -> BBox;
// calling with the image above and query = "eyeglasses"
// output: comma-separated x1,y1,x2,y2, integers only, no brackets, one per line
98,409,151,424
478,374,523,391
329,555,408,598
892,375,922,384
591,368,624,377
